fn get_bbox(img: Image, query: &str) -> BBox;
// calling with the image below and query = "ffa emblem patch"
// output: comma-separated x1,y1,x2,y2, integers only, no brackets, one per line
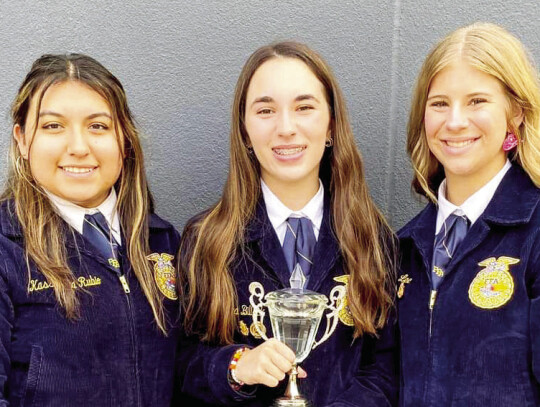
468,256,518,309
397,274,412,299
250,321,266,339
146,253,178,300
333,275,354,326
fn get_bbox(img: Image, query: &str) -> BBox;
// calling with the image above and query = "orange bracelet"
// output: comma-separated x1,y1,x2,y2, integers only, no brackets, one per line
228,346,248,390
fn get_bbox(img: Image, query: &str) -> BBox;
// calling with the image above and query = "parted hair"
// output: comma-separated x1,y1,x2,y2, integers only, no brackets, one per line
180,41,396,344
408,22,540,201
1,53,169,333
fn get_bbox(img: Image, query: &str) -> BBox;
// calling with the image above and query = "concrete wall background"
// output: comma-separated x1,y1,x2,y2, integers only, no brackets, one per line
0,1,538,231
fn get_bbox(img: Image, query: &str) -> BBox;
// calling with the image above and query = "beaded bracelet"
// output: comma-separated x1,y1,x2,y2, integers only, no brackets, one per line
228,346,248,391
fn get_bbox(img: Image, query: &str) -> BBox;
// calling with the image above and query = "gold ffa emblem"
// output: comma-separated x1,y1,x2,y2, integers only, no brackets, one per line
468,256,518,309
250,321,266,339
239,320,249,336
397,274,412,299
146,253,178,300
333,275,354,326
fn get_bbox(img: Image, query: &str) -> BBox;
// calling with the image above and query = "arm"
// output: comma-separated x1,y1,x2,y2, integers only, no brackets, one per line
0,259,14,406
528,237,540,387
327,312,399,407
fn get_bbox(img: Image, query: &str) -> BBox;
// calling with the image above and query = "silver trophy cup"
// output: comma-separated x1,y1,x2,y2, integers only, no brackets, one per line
249,282,345,407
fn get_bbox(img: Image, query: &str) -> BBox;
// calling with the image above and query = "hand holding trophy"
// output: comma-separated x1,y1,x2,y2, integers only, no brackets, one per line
249,264,346,406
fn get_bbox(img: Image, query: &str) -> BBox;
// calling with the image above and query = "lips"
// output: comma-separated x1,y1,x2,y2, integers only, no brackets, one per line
444,139,477,148
272,145,306,155
60,166,97,174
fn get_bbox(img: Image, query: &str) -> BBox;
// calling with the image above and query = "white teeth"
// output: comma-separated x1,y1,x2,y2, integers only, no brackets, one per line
62,167,94,174
273,147,305,155
446,140,474,148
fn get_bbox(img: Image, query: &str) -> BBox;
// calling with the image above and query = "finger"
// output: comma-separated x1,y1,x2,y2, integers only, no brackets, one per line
297,367,307,378
269,339,296,362
257,370,281,388
264,362,288,383
269,350,294,373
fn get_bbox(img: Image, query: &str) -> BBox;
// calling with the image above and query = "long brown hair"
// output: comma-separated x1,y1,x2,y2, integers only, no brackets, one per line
181,42,395,344
408,22,540,201
2,54,169,333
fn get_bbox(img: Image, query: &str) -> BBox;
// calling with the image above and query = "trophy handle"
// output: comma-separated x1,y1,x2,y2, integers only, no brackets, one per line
312,285,346,350
248,282,269,341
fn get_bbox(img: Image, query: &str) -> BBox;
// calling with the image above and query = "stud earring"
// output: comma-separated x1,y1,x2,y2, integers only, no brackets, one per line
502,132,518,152
325,138,333,147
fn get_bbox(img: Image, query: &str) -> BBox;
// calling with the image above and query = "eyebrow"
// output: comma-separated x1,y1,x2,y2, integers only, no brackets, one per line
38,110,112,120
426,92,493,101
250,94,320,107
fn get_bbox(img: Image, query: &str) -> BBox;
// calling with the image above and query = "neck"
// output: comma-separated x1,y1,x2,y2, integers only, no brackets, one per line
445,160,506,206
263,177,319,211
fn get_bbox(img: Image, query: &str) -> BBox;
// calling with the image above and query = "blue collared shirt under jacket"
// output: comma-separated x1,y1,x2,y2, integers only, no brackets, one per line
0,201,181,407
398,164,540,406
174,193,398,407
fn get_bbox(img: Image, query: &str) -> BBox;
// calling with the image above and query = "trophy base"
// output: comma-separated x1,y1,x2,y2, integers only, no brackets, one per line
273,397,310,407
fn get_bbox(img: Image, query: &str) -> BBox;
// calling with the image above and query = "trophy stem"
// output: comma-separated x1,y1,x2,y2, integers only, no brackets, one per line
284,364,301,398
274,364,309,406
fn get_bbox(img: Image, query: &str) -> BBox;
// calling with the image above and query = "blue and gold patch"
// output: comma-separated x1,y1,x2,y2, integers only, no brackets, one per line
468,256,518,309
147,253,178,300
333,275,354,326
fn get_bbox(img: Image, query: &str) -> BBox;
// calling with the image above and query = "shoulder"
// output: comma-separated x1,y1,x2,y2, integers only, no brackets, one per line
397,202,436,240
0,199,22,239
148,212,181,253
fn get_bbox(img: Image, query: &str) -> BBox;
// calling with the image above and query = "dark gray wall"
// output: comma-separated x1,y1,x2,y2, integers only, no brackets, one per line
1,1,539,231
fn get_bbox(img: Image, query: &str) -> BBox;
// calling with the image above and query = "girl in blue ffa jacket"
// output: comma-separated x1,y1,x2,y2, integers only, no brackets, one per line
175,42,398,406
0,54,180,406
399,22,540,406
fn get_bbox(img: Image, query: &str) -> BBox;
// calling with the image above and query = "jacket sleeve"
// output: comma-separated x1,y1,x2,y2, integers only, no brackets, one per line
326,313,399,407
528,237,540,387
174,332,257,405
0,258,14,406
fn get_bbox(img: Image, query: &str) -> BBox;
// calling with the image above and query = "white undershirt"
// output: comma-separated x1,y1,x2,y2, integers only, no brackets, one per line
435,160,511,234
45,189,122,245
261,179,324,246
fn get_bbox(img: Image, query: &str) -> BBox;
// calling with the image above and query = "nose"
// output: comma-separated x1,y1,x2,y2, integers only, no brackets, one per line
277,110,296,137
446,105,468,131
66,127,90,156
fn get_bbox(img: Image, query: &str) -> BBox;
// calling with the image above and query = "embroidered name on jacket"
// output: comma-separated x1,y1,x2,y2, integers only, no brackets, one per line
468,256,518,309
28,275,102,292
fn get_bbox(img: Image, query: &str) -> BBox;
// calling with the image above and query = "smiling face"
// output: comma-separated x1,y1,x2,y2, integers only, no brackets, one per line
244,57,331,198
424,62,522,199
14,80,123,208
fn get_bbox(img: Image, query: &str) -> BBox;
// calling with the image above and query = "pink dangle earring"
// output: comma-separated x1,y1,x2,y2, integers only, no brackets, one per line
502,132,518,152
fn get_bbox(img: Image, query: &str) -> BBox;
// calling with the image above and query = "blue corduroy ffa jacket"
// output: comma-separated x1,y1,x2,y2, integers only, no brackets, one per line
0,202,181,407
398,165,540,406
175,194,398,407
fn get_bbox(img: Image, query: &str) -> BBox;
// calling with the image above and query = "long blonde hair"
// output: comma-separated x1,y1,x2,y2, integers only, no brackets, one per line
2,54,169,333
408,22,540,201
181,42,395,344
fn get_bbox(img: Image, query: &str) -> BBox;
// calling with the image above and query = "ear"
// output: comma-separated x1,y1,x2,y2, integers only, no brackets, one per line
509,102,524,133
13,124,29,159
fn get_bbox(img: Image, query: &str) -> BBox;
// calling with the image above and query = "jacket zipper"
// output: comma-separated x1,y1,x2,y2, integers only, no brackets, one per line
428,289,437,337
114,269,141,406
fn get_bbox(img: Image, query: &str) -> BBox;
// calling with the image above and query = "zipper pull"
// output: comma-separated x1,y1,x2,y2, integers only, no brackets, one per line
429,290,437,310
119,275,131,294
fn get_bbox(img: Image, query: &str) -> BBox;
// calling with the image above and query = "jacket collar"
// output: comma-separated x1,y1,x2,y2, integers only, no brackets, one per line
398,165,540,273
244,193,340,291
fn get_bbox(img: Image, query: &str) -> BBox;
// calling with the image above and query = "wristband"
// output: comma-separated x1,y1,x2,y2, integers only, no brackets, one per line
228,346,248,391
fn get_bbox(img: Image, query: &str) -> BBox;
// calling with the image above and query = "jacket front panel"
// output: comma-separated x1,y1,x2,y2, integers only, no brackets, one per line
176,196,398,407
0,205,180,407
398,165,540,407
